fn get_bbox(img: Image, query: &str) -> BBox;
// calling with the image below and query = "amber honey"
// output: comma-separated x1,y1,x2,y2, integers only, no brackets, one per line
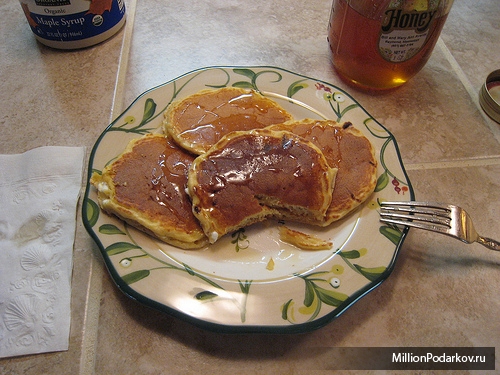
328,0,451,90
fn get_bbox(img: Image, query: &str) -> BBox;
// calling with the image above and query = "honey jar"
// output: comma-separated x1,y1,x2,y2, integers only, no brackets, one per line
328,0,454,90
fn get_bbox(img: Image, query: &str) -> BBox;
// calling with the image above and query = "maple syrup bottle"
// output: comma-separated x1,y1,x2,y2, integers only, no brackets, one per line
328,0,454,90
20,0,126,49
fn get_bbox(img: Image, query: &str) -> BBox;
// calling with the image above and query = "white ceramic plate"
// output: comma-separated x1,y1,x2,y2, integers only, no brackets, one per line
83,66,413,333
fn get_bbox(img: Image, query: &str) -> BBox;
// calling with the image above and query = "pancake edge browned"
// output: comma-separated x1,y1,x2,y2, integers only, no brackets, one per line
90,133,208,249
267,119,378,225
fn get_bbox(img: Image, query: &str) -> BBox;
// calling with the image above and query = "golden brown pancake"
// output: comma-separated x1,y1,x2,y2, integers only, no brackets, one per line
163,87,293,155
268,119,377,224
187,128,337,243
91,134,208,249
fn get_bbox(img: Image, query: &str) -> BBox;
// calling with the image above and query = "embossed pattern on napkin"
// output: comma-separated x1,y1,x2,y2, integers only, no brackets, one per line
0,146,84,358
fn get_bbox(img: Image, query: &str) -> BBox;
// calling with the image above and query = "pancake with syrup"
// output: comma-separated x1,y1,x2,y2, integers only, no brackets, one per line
187,128,338,243
268,119,378,224
91,133,208,249
163,87,293,155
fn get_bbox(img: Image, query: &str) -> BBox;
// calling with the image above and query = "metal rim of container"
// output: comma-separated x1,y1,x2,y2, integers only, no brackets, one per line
479,69,500,123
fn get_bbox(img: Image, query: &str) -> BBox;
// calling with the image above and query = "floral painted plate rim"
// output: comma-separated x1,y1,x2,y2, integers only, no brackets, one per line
82,66,414,333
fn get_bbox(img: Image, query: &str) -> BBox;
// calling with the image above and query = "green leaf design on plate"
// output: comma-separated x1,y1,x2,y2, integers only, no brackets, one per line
284,272,349,323
140,98,157,126
183,263,196,276
363,121,410,195
353,265,387,282
287,80,308,98
338,103,359,119
195,291,218,300
233,68,257,80
339,248,388,283
231,68,283,92
339,249,362,259
85,199,99,227
238,280,252,294
281,299,293,320
99,224,126,235
303,279,316,307
232,68,257,90
314,286,349,307
238,280,252,322
191,281,251,322
109,97,158,134
374,170,389,192
106,242,142,256
122,269,150,285
373,137,409,196
379,225,403,245
232,81,255,89
231,228,249,252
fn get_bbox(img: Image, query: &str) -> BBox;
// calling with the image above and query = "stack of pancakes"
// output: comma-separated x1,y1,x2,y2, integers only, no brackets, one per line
91,87,377,249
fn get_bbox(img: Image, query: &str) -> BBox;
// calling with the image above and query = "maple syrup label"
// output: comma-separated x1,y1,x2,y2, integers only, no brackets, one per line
378,2,439,63
20,0,125,43
34,0,71,5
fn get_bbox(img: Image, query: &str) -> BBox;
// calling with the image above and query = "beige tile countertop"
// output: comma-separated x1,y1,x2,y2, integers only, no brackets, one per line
1,0,499,374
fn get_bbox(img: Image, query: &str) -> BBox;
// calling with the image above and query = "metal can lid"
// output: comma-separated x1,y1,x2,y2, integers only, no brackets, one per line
479,70,500,123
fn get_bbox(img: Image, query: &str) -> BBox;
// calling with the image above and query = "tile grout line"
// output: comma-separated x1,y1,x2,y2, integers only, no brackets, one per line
405,155,500,171
78,256,104,375
78,1,137,375
437,38,500,144
110,0,137,121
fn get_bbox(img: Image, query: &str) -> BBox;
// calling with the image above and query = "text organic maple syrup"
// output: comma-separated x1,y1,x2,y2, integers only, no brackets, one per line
328,0,454,90
20,0,126,49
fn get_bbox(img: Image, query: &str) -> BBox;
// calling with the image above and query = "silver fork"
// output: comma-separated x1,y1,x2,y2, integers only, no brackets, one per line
379,201,500,251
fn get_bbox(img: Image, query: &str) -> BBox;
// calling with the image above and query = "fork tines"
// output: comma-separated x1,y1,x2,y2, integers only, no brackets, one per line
379,201,452,233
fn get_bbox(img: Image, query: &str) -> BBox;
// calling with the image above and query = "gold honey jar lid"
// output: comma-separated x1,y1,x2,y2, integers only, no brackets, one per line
479,70,500,123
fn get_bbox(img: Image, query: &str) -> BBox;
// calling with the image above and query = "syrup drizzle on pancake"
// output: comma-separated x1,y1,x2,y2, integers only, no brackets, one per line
164,88,292,154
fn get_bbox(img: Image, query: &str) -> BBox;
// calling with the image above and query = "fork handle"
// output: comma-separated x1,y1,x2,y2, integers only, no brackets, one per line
477,236,500,251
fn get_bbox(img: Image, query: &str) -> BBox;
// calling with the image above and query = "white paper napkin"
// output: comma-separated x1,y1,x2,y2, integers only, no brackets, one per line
0,146,85,358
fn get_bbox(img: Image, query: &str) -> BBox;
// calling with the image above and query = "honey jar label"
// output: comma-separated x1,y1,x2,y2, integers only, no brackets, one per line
378,2,440,63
